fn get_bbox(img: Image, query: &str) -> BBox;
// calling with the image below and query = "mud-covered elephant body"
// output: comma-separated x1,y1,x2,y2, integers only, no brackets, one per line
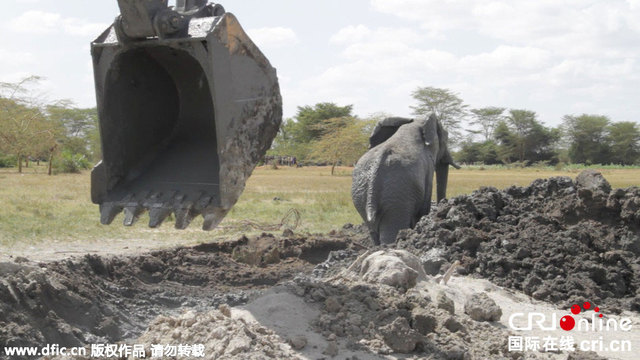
351,114,459,245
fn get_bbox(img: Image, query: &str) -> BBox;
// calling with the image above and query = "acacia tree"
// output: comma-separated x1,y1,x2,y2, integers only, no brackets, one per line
0,77,61,173
494,109,559,164
291,103,353,143
269,103,354,162
410,86,467,144
607,121,640,165
507,109,537,163
47,104,99,160
308,117,374,175
469,107,505,141
562,114,611,165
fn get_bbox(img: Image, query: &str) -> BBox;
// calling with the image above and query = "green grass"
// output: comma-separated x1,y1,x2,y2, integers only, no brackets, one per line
447,166,640,196
1,164,639,247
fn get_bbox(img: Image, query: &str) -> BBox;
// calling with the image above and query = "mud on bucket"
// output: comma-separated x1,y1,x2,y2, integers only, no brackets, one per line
90,0,282,230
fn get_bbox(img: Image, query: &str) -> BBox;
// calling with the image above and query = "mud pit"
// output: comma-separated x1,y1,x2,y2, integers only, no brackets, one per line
1,170,639,360
0,233,351,349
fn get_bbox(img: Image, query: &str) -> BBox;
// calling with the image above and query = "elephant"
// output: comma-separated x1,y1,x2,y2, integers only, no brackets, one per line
351,114,460,245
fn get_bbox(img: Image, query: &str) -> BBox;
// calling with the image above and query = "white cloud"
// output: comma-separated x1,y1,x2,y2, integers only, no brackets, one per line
0,49,36,67
371,0,475,34
246,27,298,49
331,26,423,62
8,11,61,34
288,0,640,124
0,72,35,84
330,25,371,45
371,0,640,58
307,0,639,123
459,46,552,72
8,11,107,37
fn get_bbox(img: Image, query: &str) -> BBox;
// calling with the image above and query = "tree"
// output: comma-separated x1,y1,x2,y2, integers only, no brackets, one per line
607,121,640,165
494,110,559,164
0,77,62,173
269,118,312,161
456,140,501,165
494,120,517,163
308,117,373,175
507,109,537,163
47,103,96,137
469,107,505,141
562,114,611,164
270,103,354,163
410,86,467,143
46,104,99,160
292,103,353,143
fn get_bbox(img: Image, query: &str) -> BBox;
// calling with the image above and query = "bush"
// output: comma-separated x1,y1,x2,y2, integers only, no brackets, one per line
0,154,17,168
455,140,503,165
53,150,90,174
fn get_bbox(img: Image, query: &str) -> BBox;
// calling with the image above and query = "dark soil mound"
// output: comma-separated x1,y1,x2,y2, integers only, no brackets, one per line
397,170,640,312
0,232,350,350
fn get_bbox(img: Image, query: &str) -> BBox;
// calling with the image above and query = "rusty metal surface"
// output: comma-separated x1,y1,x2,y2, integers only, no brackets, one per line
90,1,282,230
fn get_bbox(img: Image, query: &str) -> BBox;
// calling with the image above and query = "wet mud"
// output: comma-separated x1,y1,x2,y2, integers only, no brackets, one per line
0,233,350,350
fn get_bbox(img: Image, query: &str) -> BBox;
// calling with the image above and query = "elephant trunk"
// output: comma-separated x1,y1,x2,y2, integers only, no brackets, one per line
436,162,449,203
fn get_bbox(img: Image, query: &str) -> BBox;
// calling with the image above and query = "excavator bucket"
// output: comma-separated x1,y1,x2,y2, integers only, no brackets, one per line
90,0,282,230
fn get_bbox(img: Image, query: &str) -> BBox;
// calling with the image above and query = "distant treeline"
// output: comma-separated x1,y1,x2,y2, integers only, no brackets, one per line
0,77,100,174
3,77,638,176
457,110,640,166
270,87,640,170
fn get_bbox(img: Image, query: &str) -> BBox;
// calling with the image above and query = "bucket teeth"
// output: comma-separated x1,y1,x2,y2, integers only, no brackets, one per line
99,191,221,229
149,207,172,228
174,206,196,230
196,195,213,210
123,206,144,226
173,194,196,229
202,207,227,231
100,203,123,225
202,212,218,231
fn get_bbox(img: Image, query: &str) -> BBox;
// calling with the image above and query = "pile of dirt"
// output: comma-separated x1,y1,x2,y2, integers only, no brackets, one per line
118,249,538,360
0,232,350,349
4,223,625,359
133,307,302,360
114,248,616,360
292,249,513,359
397,170,640,312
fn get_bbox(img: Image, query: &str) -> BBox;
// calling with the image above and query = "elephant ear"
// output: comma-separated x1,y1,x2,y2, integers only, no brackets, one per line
434,114,459,202
369,117,413,148
435,117,460,169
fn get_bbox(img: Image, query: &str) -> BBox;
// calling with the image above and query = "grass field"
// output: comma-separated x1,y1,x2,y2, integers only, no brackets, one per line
1,164,639,247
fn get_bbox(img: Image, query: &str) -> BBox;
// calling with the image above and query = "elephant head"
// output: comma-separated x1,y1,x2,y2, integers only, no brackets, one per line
368,114,460,202
369,117,414,148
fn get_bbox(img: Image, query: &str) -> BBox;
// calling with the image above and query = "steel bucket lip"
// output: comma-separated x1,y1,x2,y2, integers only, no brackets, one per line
93,15,224,46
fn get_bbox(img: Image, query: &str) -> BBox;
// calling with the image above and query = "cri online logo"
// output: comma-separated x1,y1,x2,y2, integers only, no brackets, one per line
560,302,601,331
509,301,633,332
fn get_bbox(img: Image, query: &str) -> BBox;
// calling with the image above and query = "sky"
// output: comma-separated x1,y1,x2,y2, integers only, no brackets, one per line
1,0,639,127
